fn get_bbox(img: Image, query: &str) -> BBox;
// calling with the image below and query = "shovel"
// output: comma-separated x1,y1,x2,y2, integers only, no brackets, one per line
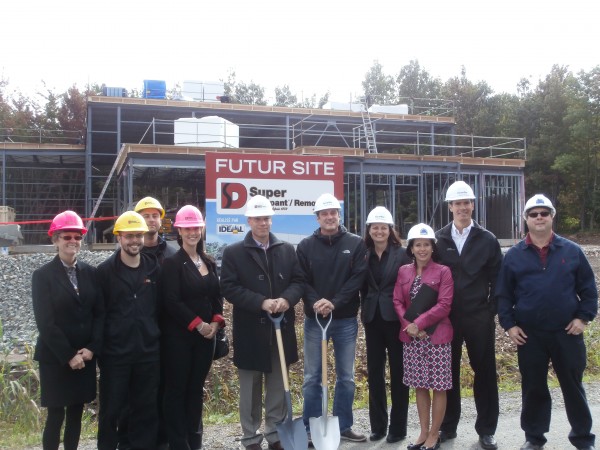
269,313,309,450
308,311,340,450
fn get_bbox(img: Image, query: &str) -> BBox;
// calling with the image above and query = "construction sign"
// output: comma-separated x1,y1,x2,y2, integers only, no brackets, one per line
205,152,344,248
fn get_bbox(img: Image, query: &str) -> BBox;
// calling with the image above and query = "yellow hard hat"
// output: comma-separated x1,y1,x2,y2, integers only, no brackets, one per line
113,211,149,235
134,196,165,218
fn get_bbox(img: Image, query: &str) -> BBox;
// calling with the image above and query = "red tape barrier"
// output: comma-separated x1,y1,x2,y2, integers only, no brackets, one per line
0,216,118,226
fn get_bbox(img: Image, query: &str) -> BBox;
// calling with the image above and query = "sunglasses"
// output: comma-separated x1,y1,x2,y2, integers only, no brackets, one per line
60,235,83,241
527,211,551,218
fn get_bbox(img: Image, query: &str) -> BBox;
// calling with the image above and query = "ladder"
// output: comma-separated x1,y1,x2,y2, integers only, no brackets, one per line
359,98,378,153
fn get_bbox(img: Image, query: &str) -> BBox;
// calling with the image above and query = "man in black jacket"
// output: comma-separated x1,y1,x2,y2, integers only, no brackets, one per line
96,211,162,450
134,196,177,264
220,195,304,450
435,181,502,450
131,196,175,450
296,193,368,443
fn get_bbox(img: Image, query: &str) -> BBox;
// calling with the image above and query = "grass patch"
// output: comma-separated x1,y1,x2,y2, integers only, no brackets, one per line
2,312,599,448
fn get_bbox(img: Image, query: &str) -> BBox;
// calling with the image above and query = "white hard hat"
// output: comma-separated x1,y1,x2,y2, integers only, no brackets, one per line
523,194,556,219
406,223,437,243
245,195,274,217
445,180,476,202
314,193,341,213
366,206,394,225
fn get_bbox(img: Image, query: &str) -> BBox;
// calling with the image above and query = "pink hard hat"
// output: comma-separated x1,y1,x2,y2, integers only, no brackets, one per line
173,205,205,228
48,210,88,236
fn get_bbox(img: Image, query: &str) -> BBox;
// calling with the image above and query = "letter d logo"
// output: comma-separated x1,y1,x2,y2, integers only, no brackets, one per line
221,183,247,209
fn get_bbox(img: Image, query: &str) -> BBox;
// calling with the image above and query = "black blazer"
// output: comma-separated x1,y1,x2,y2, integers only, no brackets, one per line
160,248,223,338
32,255,103,365
361,244,411,323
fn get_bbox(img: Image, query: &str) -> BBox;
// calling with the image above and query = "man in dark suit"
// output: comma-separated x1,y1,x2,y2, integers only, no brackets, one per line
220,195,304,450
435,181,502,450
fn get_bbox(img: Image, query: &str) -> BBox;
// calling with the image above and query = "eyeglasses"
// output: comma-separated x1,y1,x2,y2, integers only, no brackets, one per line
527,211,551,218
60,235,83,241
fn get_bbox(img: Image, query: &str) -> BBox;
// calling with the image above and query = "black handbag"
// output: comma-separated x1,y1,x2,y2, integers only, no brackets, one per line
213,328,230,360
403,283,439,334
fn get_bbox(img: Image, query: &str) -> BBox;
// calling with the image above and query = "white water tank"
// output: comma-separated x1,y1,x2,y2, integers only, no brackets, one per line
322,101,365,112
368,104,409,114
174,116,239,148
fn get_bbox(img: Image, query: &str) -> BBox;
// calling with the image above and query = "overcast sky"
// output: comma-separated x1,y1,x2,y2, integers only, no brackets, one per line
2,0,598,103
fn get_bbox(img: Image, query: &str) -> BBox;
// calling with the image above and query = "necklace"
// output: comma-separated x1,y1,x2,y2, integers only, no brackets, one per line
193,255,203,269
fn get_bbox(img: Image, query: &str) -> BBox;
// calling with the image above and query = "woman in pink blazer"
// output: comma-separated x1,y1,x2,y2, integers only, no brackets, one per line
393,224,453,450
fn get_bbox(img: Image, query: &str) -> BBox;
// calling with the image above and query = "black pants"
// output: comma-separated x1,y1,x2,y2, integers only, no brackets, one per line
364,314,409,437
441,310,499,436
518,328,595,448
42,404,84,450
98,360,160,450
163,334,214,450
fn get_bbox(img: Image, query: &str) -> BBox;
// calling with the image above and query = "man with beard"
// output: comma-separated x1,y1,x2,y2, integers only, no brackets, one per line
96,211,162,450
122,196,176,450
134,196,177,264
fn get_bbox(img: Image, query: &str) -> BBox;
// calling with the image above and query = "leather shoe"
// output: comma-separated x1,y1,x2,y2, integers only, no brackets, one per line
246,445,262,450
479,434,498,450
406,442,425,450
421,437,441,450
340,429,367,442
439,430,457,442
520,442,544,450
386,433,406,443
268,442,284,450
370,432,385,441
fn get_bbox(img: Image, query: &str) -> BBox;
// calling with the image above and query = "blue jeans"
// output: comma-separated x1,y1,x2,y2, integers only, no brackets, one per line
303,316,358,433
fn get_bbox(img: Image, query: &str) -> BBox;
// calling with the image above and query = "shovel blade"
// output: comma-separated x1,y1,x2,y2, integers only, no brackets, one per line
276,417,309,450
309,415,340,450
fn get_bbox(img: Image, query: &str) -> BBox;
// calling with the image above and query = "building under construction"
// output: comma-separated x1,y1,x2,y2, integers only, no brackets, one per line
0,88,526,244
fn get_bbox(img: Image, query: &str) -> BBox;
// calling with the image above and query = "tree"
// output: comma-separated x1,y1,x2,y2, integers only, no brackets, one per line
223,70,267,105
442,66,494,135
396,60,442,101
274,85,299,107
362,60,396,105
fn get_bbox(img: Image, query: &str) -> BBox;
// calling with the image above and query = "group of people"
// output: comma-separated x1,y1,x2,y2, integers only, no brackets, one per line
31,181,597,450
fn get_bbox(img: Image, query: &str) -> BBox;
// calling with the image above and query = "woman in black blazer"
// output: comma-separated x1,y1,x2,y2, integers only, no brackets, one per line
32,211,103,450
160,205,224,450
360,207,411,443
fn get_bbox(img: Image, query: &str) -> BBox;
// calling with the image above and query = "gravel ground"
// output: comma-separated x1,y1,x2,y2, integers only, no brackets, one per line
19,381,600,449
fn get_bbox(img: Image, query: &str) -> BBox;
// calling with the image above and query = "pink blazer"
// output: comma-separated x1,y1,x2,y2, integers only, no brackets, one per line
393,260,454,344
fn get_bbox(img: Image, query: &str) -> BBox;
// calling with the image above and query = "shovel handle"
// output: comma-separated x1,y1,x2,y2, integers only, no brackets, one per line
321,339,328,391
274,328,290,391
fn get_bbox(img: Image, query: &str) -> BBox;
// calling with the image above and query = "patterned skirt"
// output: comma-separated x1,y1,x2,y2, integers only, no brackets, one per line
403,338,452,391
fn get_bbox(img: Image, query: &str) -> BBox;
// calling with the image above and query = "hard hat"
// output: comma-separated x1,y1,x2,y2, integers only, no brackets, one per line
313,193,341,213
366,206,394,225
245,195,274,217
445,181,476,202
174,205,206,227
406,223,437,243
523,194,556,219
48,210,87,237
113,211,149,235
134,196,165,218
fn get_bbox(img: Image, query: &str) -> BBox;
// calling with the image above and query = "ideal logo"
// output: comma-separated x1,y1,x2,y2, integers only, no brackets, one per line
221,182,247,210
218,224,245,234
